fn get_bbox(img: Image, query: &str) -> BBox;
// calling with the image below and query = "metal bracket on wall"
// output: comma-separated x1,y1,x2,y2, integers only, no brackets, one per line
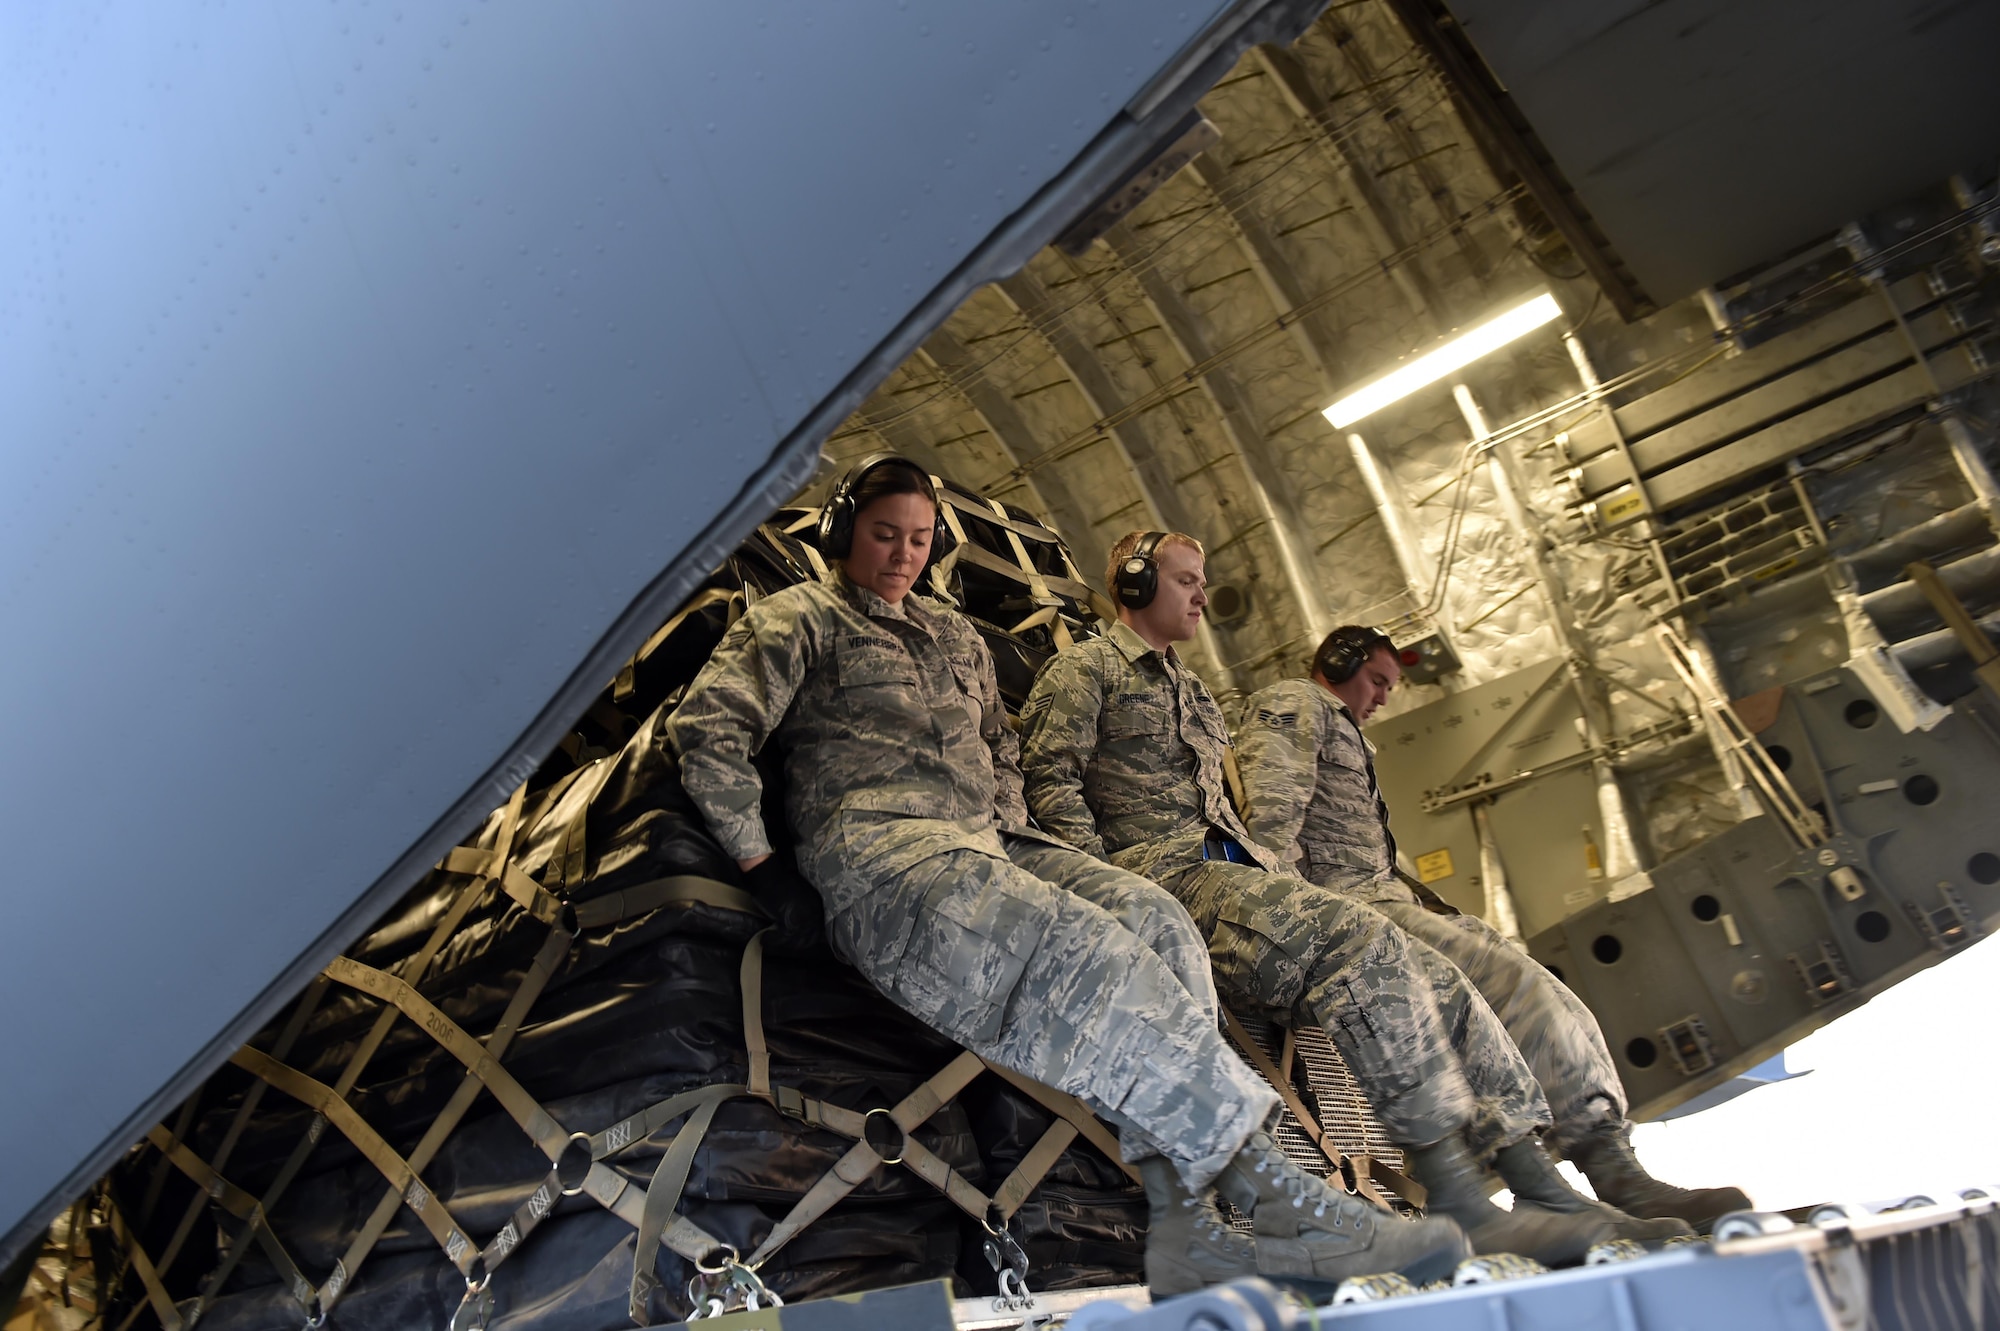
1657,624,1827,849
1905,559,2000,701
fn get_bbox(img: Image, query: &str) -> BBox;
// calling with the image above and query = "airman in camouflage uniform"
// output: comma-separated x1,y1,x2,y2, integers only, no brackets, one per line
667,572,1268,1180
1237,673,1625,1154
1019,531,1692,1262
1236,629,1751,1230
1018,619,1546,1159
667,461,1469,1294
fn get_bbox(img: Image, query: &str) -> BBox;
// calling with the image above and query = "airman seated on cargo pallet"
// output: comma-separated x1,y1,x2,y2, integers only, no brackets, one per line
1019,530,1695,1262
1234,626,1752,1231
665,456,1469,1297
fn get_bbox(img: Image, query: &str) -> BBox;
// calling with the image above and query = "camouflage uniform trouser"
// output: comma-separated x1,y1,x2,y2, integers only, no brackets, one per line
1156,860,1549,1157
808,815,1278,1190
1361,889,1625,1156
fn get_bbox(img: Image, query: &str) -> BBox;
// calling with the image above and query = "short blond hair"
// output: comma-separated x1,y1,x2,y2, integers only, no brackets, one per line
1105,530,1206,597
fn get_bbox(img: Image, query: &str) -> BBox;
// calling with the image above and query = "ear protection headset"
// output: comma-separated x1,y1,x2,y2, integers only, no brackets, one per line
1113,532,1168,609
816,453,956,566
1315,625,1397,684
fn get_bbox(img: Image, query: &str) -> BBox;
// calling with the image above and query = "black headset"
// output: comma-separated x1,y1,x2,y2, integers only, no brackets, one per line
816,453,957,566
1113,531,1168,609
1314,625,1397,684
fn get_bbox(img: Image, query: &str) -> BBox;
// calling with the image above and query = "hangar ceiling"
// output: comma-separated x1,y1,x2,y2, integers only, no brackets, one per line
814,2,2000,887
822,5,1605,704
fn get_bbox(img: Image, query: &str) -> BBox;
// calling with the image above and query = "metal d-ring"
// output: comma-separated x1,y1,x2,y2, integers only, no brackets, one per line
694,1244,740,1276
557,1130,595,1196
861,1107,906,1165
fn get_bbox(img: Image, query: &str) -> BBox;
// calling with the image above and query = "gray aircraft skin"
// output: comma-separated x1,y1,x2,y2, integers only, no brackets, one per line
0,0,1323,1268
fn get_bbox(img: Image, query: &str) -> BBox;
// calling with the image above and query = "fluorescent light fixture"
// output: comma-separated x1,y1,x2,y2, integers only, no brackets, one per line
1322,291,1563,428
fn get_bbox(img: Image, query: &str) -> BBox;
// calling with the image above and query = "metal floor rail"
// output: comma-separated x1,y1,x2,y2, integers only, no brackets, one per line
932,1191,2000,1331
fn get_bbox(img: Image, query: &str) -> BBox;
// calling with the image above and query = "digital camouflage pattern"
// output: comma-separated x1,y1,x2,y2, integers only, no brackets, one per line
1377,900,1625,1154
1236,676,1626,1154
667,574,1276,1187
1169,858,1548,1155
1236,678,1398,895
1019,624,1549,1153
1018,622,1282,880
668,573,1036,870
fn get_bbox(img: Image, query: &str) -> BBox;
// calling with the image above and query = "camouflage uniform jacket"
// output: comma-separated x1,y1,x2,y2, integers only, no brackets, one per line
665,573,1057,886
1019,622,1282,880
1236,677,1400,896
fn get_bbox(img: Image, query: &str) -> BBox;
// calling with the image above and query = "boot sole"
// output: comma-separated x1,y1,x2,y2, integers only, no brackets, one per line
1399,1240,1468,1288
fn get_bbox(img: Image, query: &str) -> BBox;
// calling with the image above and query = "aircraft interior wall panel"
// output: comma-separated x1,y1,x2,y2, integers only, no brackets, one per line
1484,766,1611,940
1531,672,2000,1119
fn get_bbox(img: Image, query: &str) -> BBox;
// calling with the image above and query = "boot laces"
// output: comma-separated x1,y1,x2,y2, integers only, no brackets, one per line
1182,1194,1246,1254
1248,1135,1357,1225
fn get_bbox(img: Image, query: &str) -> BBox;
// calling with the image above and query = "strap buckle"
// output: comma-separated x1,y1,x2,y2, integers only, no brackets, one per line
980,1209,1033,1312
771,1084,820,1126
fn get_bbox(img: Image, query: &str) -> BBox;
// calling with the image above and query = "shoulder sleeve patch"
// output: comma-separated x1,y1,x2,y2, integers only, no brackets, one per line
1254,709,1299,729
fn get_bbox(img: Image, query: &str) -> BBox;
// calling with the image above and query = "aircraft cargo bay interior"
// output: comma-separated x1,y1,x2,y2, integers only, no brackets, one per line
5,3,2000,1329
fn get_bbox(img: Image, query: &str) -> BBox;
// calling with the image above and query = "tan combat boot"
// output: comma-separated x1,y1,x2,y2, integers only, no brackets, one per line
1209,1133,1470,1293
1139,1157,1262,1296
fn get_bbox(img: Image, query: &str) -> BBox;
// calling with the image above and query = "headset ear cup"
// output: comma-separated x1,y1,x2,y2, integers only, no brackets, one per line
1113,532,1165,610
1114,558,1154,609
1319,626,1390,684
817,494,855,559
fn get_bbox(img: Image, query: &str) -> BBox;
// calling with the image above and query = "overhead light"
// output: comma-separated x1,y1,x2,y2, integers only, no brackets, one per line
1322,291,1564,428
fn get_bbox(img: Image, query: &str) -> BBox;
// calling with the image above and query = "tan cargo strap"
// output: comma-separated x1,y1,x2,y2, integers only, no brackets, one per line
136,1086,202,1231
143,1125,316,1313
626,1086,738,1320
323,955,569,1155
741,1052,990,1269
740,934,1097,1221
141,816,524,1331
992,1119,1077,1217
741,930,774,1098
106,1198,183,1331
129,791,1122,1328
612,925,1127,1318
230,1046,481,1276
615,587,740,700
978,1060,1143,1186
120,977,330,1331
986,495,1075,646
546,756,622,892
945,492,1062,544
307,867,771,1313
317,909,579,1312
443,846,569,927
739,935,1116,1257
1223,1006,1394,1209
321,882,773,1306
573,874,768,930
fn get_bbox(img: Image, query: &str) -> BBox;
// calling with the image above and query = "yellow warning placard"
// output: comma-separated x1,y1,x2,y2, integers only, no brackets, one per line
1415,848,1455,883
1600,490,1645,525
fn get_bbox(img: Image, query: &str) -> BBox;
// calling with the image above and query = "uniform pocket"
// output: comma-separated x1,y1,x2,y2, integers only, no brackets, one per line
1101,699,1173,741
835,636,921,688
